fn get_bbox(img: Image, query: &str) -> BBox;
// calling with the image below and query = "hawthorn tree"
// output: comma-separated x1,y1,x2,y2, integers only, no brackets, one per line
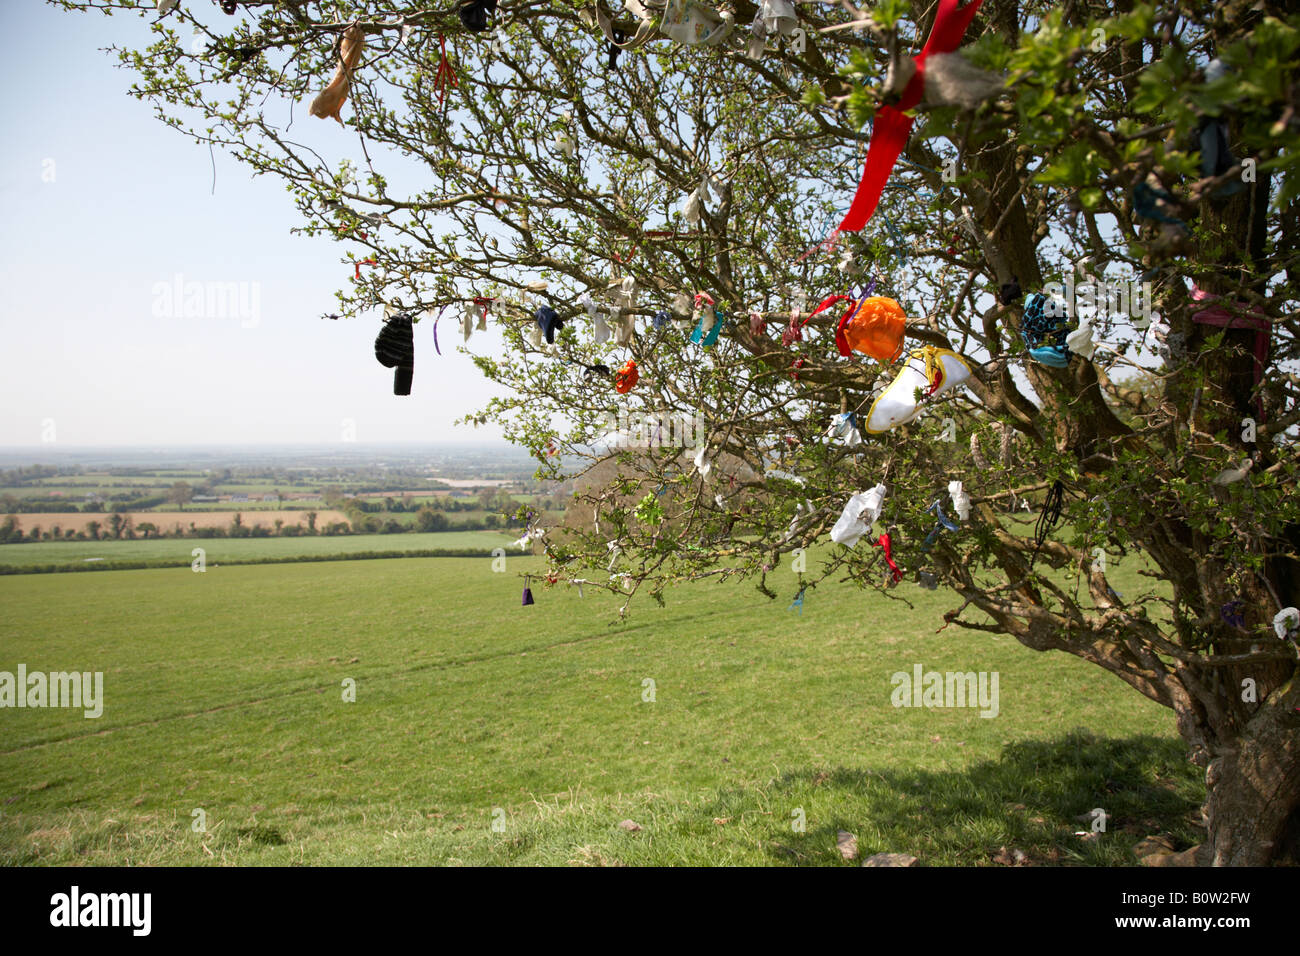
62,0,1300,864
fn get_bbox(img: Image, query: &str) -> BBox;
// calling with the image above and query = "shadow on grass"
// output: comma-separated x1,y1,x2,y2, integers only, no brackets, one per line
743,730,1204,866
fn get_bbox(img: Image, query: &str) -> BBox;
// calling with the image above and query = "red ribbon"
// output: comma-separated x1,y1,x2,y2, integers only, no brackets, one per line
819,294,862,356
839,0,984,233
875,532,903,583
354,258,376,279
435,35,459,108
796,228,842,264
473,296,495,322
783,293,859,351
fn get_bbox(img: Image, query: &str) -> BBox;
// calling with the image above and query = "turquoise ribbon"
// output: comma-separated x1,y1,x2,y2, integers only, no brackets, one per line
690,308,724,347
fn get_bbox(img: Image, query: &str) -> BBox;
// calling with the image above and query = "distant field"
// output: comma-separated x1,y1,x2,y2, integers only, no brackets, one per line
0,551,1201,866
5,510,351,535
0,531,520,567
366,508,563,528
6,506,560,533
3,480,473,499
3,476,191,488
154,501,326,512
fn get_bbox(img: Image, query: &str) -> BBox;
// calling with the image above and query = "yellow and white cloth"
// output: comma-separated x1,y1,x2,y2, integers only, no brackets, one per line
864,346,972,433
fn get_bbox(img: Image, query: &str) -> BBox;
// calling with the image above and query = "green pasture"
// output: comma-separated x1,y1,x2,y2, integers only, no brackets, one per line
0,532,519,569
0,549,1202,866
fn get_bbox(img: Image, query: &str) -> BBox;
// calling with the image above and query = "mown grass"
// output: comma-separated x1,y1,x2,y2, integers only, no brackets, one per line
0,550,1202,866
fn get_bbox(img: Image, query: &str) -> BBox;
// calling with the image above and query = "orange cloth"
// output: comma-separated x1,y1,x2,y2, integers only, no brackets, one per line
838,296,906,363
614,359,639,394
310,24,365,124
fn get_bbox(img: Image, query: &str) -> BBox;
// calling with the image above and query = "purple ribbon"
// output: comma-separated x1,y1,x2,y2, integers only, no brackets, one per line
431,304,447,355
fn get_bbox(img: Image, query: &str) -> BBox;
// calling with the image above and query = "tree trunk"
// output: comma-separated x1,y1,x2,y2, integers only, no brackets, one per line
1202,674,1300,865
1166,103,1300,865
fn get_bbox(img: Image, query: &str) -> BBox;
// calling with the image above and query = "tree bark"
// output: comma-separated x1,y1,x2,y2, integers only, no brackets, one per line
1203,674,1300,865
1171,143,1300,865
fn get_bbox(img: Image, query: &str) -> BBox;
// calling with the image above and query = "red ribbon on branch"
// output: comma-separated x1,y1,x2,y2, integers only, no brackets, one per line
434,34,459,108
875,532,903,584
839,0,985,233
796,227,842,264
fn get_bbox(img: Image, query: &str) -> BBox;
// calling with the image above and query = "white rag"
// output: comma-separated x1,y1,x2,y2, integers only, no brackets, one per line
948,480,971,521
830,484,886,548
1274,607,1300,640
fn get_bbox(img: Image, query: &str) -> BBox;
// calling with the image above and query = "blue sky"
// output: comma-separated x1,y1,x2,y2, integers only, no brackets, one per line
0,0,507,447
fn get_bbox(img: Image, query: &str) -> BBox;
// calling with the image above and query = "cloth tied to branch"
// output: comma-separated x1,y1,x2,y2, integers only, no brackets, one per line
749,0,797,57
374,313,415,395
838,0,985,232
690,292,722,347
434,34,459,108
831,484,887,548
309,23,366,124
948,480,970,521
1020,292,1071,367
875,532,903,583
863,345,972,433
837,295,907,362
659,0,733,47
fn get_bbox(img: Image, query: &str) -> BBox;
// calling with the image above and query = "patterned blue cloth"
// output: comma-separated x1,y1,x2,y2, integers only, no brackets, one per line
1020,293,1071,367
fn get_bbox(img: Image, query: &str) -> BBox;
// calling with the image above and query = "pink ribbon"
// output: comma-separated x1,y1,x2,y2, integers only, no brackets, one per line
1191,285,1271,417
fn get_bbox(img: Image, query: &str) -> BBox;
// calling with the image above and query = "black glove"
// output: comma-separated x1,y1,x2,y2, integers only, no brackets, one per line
374,314,415,395
459,0,497,33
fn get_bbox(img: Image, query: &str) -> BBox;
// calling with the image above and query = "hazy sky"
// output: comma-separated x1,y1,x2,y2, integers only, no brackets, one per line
0,1,508,448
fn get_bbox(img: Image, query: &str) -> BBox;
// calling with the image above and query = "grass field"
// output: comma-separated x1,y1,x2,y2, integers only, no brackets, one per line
0,549,1203,866
0,531,519,568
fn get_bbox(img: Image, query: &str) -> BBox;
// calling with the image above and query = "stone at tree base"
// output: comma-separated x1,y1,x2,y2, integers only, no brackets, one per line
1144,843,1210,867
861,852,918,867
837,830,858,861
1133,833,1177,861
617,819,642,832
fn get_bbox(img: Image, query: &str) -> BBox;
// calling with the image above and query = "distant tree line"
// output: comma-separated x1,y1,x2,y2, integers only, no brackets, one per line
0,505,526,543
